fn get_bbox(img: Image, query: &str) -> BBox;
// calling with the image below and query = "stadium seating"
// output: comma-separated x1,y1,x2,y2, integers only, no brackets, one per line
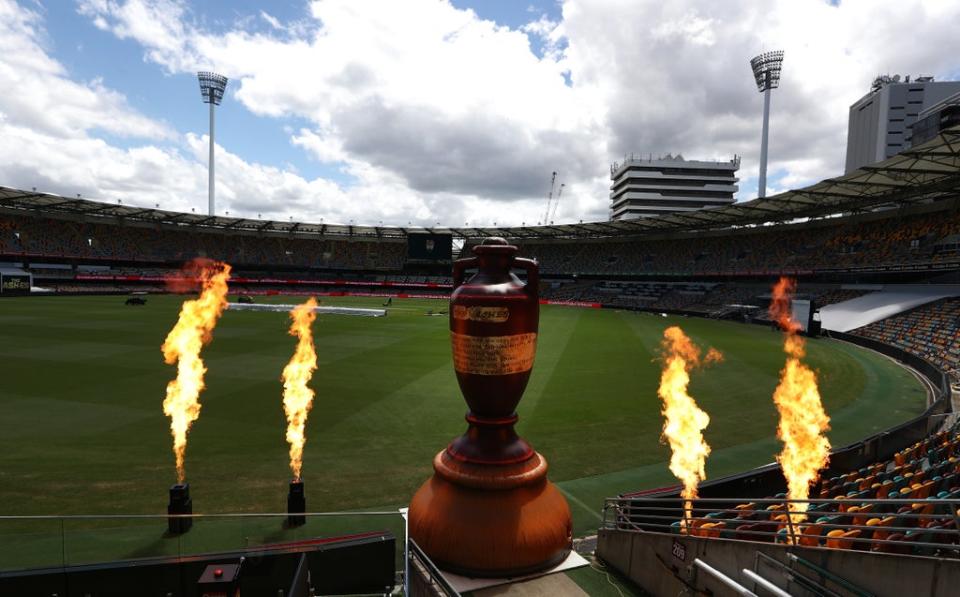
0,214,406,271
671,422,960,556
539,280,867,317
5,206,960,277
854,298,960,383
519,209,960,276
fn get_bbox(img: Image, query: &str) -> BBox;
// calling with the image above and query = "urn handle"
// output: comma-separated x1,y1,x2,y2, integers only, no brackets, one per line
513,257,539,299
453,257,479,290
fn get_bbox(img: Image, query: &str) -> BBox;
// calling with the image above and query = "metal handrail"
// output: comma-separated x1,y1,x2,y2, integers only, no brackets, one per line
603,496,960,555
606,496,960,504
754,551,850,597
0,510,407,576
0,511,401,520
741,569,790,597
408,539,461,597
786,553,875,597
693,558,757,596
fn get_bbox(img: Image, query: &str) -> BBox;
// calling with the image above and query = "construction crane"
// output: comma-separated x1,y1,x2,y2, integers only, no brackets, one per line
549,183,565,223
542,171,557,225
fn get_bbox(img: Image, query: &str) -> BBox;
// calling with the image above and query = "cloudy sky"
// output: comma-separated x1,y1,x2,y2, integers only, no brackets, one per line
0,0,958,226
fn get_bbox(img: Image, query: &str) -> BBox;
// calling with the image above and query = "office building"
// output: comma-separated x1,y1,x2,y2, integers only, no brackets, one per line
844,75,960,173
609,154,739,220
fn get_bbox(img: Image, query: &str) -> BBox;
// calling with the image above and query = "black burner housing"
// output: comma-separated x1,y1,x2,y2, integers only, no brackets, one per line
168,483,193,534
287,480,306,527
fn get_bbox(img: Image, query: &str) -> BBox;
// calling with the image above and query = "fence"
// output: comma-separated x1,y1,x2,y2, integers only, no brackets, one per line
603,496,960,556
0,511,406,575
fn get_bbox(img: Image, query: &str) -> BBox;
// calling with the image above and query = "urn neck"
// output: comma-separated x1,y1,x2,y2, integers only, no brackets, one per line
476,253,513,277
472,240,518,279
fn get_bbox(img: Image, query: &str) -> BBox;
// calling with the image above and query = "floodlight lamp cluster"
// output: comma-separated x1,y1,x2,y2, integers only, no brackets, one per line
197,71,229,105
750,51,784,92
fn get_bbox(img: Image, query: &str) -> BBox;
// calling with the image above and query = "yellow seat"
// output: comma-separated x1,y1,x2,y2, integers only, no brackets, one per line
851,504,874,527
825,529,861,549
798,523,824,547
694,522,725,538
869,516,896,549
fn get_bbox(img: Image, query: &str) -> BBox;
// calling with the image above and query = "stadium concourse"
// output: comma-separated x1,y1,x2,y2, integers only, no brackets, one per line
2,128,960,594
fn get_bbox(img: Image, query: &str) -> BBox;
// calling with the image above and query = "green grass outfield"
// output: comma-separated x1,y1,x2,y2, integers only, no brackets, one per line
0,294,926,572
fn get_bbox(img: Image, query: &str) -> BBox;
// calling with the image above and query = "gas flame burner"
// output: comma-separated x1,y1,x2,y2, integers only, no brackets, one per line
287,479,306,527
168,483,193,535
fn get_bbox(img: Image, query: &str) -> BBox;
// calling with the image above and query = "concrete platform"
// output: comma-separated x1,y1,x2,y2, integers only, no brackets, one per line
442,551,589,594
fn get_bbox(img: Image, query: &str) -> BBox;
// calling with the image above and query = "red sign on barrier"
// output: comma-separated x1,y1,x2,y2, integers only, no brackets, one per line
74,273,454,289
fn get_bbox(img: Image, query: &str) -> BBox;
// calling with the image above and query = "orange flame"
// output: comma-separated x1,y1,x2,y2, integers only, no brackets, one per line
658,326,722,530
769,277,831,530
161,261,231,483
282,297,319,480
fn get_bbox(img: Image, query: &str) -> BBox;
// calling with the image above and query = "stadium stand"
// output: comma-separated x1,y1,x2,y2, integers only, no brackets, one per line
602,418,960,560
3,201,960,280
819,286,960,332
854,298,960,383
0,213,407,270
538,280,867,318
518,207,960,277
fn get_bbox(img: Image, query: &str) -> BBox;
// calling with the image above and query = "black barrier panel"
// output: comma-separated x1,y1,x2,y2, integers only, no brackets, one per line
0,572,68,597
288,553,310,597
310,532,396,595
0,531,396,596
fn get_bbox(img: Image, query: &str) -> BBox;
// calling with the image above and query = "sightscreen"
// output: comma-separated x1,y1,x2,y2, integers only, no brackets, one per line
407,234,452,261
791,299,811,333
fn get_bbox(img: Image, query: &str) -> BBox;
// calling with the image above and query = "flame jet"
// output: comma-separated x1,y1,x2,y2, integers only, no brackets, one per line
658,326,722,530
769,277,831,531
282,297,319,480
161,261,231,483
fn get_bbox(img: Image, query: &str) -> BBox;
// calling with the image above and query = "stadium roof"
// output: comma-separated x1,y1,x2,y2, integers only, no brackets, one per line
2,126,959,241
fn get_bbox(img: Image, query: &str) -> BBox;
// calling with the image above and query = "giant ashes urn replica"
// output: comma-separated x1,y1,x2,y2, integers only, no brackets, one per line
409,237,572,577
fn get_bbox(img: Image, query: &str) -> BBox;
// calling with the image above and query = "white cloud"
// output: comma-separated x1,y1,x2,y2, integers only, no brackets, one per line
74,0,608,222
3,0,960,227
652,11,716,47
563,0,960,191
259,10,282,31
0,0,173,140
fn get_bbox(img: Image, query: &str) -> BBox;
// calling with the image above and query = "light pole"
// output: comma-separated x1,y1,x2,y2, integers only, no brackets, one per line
749,51,784,198
197,72,228,216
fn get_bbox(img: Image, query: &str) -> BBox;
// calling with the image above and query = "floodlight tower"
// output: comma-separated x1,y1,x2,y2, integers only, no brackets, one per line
749,51,784,198
197,72,228,216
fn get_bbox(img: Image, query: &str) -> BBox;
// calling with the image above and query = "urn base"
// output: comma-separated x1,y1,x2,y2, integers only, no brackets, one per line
409,450,572,578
